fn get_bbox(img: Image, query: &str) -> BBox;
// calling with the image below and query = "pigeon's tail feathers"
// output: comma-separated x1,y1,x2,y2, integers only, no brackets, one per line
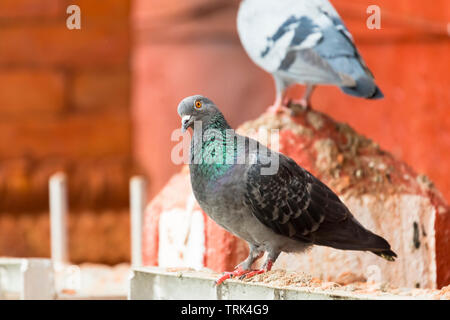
371,249,397,262
325,54,384,99
369,85,384,99
340,76,384,99
313,216,395,260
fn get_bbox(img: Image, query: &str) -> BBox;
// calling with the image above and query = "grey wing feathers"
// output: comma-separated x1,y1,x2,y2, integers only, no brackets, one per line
244,155,348,241
275,8,383,98
278,49,354,86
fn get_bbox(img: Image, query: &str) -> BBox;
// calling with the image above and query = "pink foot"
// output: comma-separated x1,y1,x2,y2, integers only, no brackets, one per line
243,269,265,279
242,260,274,280
289,98,311,110
215,266,251,286
284,98,311,116
267,97,290,114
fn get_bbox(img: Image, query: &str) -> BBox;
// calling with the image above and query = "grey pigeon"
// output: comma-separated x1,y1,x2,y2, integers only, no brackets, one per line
237,0,383,110
178,95,396,284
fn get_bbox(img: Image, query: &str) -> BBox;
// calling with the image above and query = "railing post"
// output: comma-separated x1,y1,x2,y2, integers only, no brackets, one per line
130,176,147,267
49,173,69,267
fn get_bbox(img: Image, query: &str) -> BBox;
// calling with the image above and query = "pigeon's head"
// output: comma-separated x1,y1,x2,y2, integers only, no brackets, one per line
177,95,222,133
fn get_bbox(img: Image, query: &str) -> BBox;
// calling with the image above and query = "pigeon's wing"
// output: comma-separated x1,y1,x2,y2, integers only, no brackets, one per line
257,11,351,86
244,152,394,255
314,1,375,77
244,154,349,241
279,10,371,84
282,4,383,97
277,47,351,86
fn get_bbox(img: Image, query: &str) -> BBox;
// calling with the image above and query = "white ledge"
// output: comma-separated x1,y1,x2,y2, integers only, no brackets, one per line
129,267,429,300
0,258,129,300
0,258,55,300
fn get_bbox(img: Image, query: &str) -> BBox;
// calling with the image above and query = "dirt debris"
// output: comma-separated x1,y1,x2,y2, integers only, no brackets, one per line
238,113,313,139
225,269,449,299
306,112,325,130
242,269,314,288
435,285,450,299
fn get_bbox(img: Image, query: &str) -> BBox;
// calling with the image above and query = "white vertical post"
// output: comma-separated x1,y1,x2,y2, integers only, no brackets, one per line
49,173,69,267
130,176,147,267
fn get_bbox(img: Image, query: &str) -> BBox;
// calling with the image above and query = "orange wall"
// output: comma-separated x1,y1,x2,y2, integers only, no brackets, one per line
132,0,450,205
0,0,133,211
0,0,133,263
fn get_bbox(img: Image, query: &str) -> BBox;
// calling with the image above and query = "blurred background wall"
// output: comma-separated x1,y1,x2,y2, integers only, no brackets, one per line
0,0,134,264
0,0,449,264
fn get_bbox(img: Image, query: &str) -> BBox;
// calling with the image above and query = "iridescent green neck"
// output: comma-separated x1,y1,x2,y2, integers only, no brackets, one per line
190,113,236,179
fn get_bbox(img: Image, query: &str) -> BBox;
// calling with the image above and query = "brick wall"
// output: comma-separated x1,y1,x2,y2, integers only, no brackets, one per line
0,0,134,264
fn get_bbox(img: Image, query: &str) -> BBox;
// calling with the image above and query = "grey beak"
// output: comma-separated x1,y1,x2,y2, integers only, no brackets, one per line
181,115,193,133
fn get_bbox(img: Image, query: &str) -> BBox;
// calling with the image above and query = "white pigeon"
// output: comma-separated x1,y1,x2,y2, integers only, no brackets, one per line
237,0,383,111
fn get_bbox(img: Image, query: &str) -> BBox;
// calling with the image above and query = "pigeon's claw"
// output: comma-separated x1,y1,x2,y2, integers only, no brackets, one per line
286,98,311,116
242,269,265,279
288,85,315,115
267,96,289,115
215,273,232,286
215,266,250,286
297,98,312,110
241,259,274,280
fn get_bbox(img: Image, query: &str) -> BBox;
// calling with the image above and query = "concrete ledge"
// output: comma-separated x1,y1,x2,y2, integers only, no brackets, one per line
129,267,432,300
0,258,129,300
0,258,55,300
55,263,129,300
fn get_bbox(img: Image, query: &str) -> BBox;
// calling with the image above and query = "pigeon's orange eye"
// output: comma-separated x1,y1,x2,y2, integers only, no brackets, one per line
194,100,202,109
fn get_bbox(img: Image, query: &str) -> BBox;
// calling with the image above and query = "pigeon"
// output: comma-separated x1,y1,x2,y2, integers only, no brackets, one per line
178,95,396,285
237,0,383,111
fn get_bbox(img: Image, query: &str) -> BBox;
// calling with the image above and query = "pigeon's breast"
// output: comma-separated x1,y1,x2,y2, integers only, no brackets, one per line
191,164,252,234
191,164,246,208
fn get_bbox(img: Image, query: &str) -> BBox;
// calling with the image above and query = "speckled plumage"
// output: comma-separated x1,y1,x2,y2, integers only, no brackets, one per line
178,95,396,273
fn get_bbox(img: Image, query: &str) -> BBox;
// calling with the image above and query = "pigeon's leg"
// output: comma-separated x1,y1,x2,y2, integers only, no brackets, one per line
289,84,316,115
235,245,264,270
262,250,280,270
301,84,316,109
215,245,263,285
267,75,289,114
243,250,280,279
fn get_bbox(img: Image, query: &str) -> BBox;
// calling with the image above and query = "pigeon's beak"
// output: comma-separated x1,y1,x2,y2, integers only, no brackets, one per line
181,115,193,133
